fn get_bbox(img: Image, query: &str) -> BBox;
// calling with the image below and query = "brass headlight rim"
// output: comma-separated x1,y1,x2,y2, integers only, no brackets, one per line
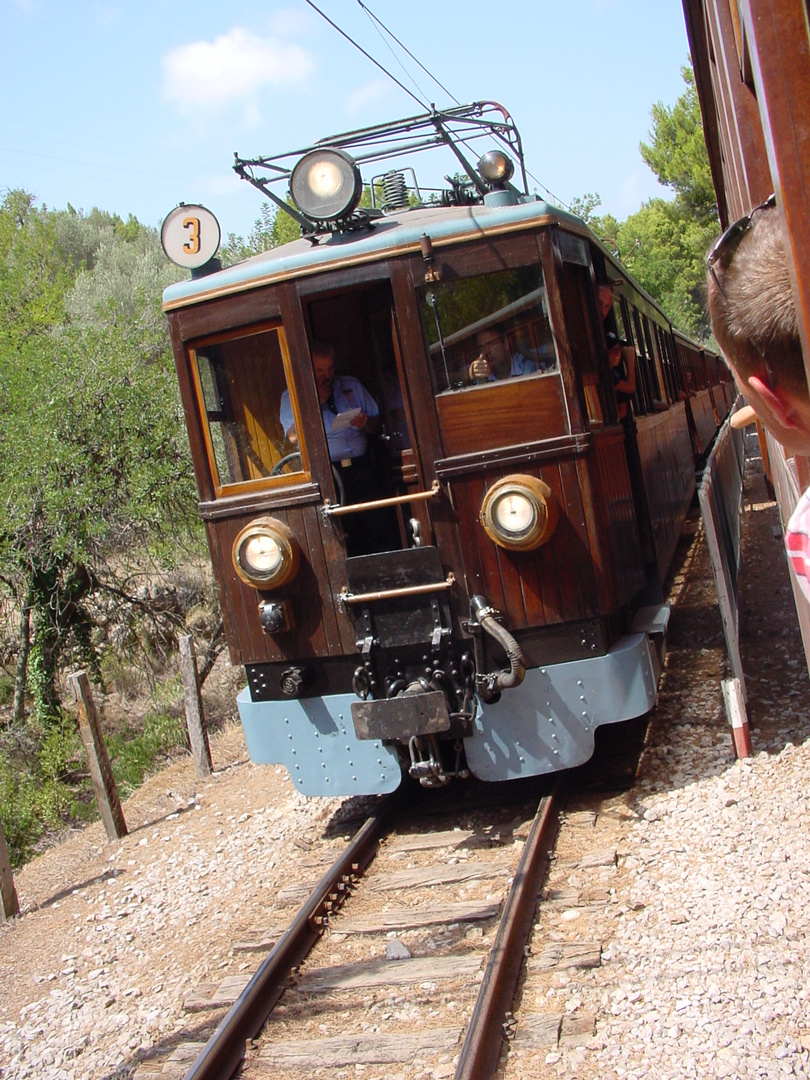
479,474,559,552
232,516,301,590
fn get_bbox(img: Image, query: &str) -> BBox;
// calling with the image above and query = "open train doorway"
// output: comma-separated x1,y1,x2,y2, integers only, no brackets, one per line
303,281,422,557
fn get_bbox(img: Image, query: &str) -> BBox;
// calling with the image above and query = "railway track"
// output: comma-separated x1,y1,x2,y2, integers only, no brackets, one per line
132,726,646,1080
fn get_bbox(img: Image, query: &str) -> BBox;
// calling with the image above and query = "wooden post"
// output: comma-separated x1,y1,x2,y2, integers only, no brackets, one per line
179,636,212,778
67,671,127,841
0,819,19,921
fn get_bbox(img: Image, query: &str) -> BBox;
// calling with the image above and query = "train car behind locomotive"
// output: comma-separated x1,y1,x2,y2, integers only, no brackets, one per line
162,103,726,795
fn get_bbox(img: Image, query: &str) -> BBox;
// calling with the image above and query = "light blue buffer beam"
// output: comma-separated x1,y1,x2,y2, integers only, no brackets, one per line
237,631,660,795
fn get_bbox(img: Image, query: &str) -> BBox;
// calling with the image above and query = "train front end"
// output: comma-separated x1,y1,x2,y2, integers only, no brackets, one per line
163,106,671,796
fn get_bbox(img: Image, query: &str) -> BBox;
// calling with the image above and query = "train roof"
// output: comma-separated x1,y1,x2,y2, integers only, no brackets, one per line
161,198,587,312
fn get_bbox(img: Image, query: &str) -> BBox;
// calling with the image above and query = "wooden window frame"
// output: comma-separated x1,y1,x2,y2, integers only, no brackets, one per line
188,319,311,499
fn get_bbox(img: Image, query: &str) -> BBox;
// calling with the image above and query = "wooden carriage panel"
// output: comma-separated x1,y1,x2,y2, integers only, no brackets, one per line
691,388,718,455
205,517,267,665
636,405,696,581
587,432,646,607
446,451,612,630
450,471,509,616
436,375,567,458
203,504,355,665
535,459,587,622
168,316,216,504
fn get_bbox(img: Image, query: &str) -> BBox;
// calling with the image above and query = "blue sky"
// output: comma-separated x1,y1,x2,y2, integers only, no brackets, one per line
2,0,692,242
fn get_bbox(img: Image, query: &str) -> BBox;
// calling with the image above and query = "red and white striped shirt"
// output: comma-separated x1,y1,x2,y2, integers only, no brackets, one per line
785,486,810,602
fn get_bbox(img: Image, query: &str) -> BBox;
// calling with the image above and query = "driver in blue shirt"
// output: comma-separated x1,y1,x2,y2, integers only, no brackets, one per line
279,342,380,463
279,342,397,554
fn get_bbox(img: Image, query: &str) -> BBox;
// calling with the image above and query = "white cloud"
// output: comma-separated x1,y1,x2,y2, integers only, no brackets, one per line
161,27,314,113
344,79,391,117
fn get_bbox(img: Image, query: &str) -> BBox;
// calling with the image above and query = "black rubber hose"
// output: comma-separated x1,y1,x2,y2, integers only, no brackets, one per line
470,595,526,691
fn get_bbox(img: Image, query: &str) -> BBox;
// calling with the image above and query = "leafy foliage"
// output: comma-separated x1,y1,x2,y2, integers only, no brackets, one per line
221,201,301,265
576,64,720,340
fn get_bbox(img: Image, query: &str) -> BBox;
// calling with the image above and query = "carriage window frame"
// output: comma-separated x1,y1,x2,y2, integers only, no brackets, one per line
187,319,311,499
417,263,561,398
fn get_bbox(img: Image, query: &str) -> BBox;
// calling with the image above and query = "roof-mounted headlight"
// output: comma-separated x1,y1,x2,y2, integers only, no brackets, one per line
232,517,300,589
290,148,363,222
480,475,558,552
477,150,515,186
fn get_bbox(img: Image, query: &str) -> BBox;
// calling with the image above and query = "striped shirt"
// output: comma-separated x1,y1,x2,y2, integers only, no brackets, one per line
785,486,810,602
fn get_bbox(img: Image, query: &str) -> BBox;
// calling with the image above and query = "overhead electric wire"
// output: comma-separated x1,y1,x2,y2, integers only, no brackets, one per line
303,0,568,212
302,0,426,111
356,0,461,107
525,166,570,210
356,3,431,108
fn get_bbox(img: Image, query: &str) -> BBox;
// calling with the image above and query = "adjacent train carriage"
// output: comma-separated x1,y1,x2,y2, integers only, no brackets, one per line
162,103,724,795
683,0,810,667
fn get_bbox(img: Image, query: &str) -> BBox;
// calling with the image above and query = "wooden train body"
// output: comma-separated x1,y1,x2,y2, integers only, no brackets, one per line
162,107,731,793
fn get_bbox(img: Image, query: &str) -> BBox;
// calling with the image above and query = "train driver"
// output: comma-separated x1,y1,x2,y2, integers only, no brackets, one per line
707,195,810,598
279,342,398,553
279,342,381,466
467,327,538,383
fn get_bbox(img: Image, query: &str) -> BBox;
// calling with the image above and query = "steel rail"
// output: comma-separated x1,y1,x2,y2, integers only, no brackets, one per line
183,790,402,1080
453,783,562,1080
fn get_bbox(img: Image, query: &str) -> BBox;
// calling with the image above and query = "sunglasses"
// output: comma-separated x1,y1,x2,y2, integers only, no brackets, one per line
707,193,776,295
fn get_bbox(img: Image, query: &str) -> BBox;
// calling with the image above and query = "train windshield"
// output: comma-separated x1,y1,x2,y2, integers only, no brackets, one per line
419,265,557,394
189,323,307,496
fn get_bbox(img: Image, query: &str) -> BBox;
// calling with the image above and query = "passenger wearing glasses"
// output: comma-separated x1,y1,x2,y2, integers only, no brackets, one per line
706,194,810,596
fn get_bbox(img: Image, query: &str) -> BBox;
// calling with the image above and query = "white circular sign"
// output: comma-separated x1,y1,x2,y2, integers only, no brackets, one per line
161,204,221,269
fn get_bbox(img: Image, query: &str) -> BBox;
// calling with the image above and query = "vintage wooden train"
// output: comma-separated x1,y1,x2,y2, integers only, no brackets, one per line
161,102,732,794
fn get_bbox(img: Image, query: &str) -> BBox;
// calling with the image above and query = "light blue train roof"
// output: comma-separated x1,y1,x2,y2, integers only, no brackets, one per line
162,199,587,311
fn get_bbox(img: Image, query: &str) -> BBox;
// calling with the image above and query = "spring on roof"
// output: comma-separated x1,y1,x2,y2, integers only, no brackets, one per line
381,171,409,210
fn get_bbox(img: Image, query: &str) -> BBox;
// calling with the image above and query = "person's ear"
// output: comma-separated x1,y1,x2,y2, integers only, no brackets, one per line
748,375,805,429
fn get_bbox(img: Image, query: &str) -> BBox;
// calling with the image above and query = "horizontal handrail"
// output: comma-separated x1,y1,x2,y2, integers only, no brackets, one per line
339,573,455,606
323,479,440,517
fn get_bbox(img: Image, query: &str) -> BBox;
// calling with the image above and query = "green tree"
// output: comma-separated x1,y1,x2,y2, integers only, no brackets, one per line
221,201,301,265
0,195,198,724
573,65,719,340
640,65,718,226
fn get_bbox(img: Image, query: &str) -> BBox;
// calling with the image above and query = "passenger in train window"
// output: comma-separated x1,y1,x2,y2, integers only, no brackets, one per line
467,326,538,382
707,197,810,597
606,330,636,420
597,283,615,322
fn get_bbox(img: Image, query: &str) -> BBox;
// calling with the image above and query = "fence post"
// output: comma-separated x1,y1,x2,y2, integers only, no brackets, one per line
67,671,128,841
722,677,753,759
179,636,212,778
0,819,19,921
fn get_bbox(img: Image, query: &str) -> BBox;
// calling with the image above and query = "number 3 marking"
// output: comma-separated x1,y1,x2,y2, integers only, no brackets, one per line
183,216,201,255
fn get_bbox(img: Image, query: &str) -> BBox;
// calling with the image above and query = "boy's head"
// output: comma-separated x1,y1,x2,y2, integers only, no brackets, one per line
707,200,810,454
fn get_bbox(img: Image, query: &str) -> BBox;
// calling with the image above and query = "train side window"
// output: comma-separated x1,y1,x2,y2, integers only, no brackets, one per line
418,265,558,394
189,323,308,496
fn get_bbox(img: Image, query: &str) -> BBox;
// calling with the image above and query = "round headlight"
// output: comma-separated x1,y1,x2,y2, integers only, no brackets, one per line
480,475,558,551
477,150,515,185
232,517,300,589
290,148,363,222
